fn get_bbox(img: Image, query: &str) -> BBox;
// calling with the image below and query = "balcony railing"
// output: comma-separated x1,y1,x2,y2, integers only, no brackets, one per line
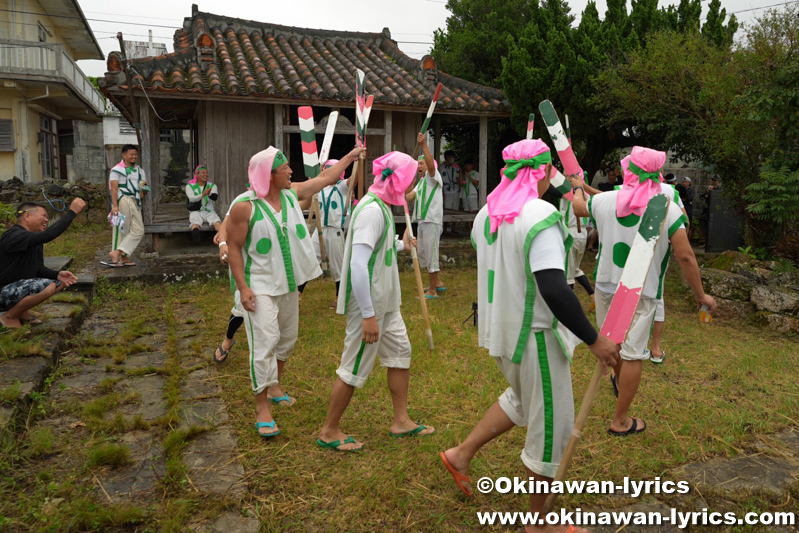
0,40,105,115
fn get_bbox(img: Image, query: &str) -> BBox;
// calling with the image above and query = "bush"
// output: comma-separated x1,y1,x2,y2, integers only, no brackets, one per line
745,165,799,246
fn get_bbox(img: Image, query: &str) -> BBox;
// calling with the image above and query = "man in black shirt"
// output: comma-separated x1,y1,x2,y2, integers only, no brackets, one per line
0,199,85,328
598,166,619,192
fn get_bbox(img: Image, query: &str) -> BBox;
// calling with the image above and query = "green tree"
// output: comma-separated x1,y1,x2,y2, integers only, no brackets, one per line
592,5,798,248
431,0,736,183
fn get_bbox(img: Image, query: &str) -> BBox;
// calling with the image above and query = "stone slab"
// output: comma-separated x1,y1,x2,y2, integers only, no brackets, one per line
677,455,799,496
181,369,220,400
117,375,166,421
184,427,245,495
123,352,167,372
95,430,166,502
0,356,51,391
43,256,72,272
751,285,799,314
180,398,229,429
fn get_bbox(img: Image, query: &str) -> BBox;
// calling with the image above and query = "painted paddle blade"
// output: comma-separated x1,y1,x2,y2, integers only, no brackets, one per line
547,166,574,202
526,113,535,140
363,95,375,129
420,83,443,134
318,111,339,166
600,194,670,344
355,69,366,148
298,106,320,178
539,100,582,177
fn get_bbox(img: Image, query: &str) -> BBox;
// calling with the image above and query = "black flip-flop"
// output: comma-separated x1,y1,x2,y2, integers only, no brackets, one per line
213,340,234,363
610,374,619,398
608,417,646,437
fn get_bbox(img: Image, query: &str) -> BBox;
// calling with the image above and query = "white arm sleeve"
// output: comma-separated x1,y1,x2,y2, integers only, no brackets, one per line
351,243,375,318
186,184,202,202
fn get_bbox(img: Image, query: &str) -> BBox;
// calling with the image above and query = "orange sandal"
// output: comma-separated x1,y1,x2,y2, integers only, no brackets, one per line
440,451,472,496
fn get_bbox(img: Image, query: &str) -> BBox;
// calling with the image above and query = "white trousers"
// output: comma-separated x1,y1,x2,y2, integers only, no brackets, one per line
336,307,412,389
495,328,574,479
312,226,345,282
417,222,442,273
567,230,587,285
243,292,299,395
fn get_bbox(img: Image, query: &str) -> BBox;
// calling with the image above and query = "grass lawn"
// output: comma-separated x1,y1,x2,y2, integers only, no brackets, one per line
2,253,797,531
43,210,108,272
198,257,799,531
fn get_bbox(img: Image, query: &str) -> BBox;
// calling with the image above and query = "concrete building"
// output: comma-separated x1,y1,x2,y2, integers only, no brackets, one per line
0,0,105,182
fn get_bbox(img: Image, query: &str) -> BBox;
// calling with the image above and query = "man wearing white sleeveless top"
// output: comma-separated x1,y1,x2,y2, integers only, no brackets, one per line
226,145,363,438
406,133,445,298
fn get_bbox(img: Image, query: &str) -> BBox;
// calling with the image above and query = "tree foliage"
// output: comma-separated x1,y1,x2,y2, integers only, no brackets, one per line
592,4,799,247
431,0,737,179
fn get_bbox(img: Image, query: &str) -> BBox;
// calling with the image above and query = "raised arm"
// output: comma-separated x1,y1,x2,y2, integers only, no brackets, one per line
418,133,435,179
293,147,365,201
571,186,590,218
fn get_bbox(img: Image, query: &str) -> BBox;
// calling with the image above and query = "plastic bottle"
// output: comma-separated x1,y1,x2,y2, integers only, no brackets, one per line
699,304,712,324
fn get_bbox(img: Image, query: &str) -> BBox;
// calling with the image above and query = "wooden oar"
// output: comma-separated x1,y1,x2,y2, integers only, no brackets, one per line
543,194,670,513
298,106,329,274
403,200,434,350
411,83,443,159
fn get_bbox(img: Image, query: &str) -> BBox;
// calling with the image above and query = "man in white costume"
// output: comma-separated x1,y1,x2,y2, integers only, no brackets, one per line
317,151,435,451
226,145,363,438
440,139,619,533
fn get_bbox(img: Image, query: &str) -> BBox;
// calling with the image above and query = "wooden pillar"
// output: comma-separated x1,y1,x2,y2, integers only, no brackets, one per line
274,104,284,150
479,115,488,209
384,109,393,154
434,118,441,162
139,98,160,225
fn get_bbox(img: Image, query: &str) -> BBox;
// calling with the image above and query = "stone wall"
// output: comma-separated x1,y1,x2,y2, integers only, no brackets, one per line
69,121,107,185
698,251,799,335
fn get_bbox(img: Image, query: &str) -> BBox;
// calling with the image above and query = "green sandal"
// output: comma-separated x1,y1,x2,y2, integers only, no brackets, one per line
255,421,280,438
389,424,434,438
316,435,363,451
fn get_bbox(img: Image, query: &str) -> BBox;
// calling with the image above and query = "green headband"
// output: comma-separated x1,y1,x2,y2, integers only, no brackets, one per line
417,155,426,162
628,161,662,184
272,150,287,170
502,151,552,180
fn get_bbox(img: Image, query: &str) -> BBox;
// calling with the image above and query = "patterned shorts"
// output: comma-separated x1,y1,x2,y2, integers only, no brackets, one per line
0,278,60,312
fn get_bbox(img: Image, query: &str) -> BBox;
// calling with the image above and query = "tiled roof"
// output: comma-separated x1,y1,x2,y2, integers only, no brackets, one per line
101,7,509,114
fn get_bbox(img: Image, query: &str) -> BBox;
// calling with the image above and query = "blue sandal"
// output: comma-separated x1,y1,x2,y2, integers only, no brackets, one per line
255,421,280,438
268,393,295,406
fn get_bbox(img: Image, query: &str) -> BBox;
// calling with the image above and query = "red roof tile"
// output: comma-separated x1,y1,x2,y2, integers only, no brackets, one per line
102,8,509,113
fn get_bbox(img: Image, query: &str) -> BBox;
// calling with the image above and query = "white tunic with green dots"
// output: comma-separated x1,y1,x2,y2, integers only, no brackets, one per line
472,200,578,363
336,193,400,317
411,170,443,225
588,191,687,300
230,189,321,296
318,180,350,229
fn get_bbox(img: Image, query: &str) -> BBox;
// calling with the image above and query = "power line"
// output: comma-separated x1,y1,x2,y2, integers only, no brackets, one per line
729,0,799,14
0,7,178,29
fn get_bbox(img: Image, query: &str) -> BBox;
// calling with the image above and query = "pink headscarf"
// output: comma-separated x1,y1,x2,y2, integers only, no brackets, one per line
616,146,666,217
188,164,207,185
248,146,284,199
369,151,418,206
323,159,346,180
486,139,552,233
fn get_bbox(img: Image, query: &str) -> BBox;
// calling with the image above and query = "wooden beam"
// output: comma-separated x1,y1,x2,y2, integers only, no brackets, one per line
282,125,386,135
384,109,393,155
139,97,160,253
479,115,488,209
274,103,284,151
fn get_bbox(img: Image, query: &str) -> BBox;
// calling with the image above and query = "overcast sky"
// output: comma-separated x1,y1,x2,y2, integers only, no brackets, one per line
76,0,778,77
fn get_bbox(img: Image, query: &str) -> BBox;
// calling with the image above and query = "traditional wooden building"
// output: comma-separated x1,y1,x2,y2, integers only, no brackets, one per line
99,5,510,244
